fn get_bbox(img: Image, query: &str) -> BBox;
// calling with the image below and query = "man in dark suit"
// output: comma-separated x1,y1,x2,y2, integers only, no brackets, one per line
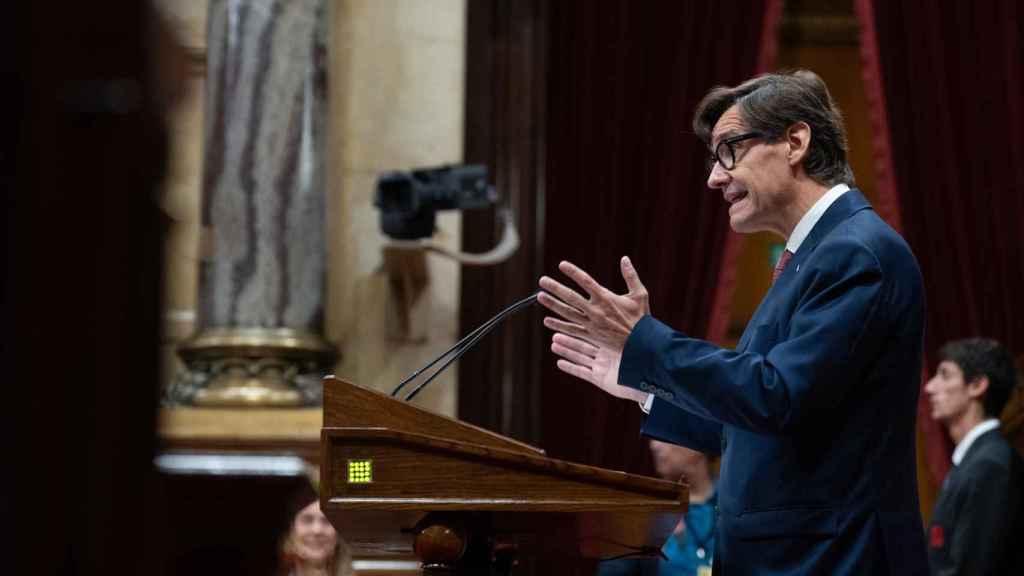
924,338,1023,575
537,70,929,574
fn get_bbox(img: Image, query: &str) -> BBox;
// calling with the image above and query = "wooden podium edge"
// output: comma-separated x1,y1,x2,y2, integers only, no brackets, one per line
321,426,687,511
323,375,546,456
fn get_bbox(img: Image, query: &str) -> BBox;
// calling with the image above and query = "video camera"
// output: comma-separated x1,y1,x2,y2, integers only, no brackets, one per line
374,164,497,240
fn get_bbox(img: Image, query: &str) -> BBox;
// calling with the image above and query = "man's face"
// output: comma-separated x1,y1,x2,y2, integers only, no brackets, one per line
707,105,794,235
924,360,980,424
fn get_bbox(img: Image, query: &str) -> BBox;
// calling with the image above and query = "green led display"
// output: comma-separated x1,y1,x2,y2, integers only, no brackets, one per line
347,459,373,484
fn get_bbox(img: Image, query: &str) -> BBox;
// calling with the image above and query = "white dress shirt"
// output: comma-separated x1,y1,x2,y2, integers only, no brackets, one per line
951,418,1000,466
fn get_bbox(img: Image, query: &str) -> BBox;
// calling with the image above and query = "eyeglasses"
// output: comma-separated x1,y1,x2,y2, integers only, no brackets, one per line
706,131,765,173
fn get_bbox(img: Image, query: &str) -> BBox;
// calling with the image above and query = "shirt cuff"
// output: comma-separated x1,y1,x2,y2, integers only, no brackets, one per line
638,393,654,414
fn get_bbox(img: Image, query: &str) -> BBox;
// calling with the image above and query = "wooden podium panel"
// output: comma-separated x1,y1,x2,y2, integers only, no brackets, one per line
321,376,686,572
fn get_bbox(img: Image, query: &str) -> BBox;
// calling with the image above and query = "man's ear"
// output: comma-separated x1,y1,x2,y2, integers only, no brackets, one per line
967,375,990,402
786,121,812,167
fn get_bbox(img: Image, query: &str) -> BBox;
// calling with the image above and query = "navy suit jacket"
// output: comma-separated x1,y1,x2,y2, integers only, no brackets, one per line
620,189,929,575
928,428,1024,575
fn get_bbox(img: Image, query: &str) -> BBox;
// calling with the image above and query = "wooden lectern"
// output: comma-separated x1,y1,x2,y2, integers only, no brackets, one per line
321,376,687,574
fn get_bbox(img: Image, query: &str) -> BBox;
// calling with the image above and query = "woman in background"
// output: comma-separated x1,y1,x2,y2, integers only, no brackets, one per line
277,483,354,576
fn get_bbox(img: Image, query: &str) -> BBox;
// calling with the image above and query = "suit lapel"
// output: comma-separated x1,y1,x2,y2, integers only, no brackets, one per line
959,428,1000,467
788,188,873,270
736,189,873,352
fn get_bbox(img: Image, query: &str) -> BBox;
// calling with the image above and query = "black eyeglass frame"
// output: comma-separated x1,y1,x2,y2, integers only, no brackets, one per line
707,131,765,172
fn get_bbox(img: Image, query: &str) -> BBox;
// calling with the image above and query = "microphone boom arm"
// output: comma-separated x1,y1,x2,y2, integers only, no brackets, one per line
390,292,540,401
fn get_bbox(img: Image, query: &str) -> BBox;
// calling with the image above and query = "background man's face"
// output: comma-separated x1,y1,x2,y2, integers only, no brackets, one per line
924,360,976,424
706,105,794,236
649,439,705,481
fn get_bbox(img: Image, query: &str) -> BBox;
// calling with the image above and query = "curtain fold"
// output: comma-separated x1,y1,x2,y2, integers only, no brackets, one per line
708,0,785,344
542,1,782,473
855,0,1024,496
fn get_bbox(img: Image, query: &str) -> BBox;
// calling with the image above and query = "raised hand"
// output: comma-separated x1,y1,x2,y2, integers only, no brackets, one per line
549,332,643,401
538,256,651,401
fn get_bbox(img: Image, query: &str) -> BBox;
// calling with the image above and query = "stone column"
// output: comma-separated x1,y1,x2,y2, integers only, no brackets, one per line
169,0,335,406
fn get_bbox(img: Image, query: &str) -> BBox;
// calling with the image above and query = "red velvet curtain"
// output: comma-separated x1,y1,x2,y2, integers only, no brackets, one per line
856,0,1024,486
541,1,783,473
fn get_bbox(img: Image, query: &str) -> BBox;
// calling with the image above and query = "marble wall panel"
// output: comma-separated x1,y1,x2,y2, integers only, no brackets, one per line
158,0,466,417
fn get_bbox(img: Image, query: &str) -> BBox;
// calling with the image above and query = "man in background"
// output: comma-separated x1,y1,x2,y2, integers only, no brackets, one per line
924,338,1023,575
599,440,716,576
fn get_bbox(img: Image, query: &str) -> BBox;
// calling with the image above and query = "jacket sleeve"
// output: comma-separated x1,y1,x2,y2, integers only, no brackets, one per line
619,237,889,434
641,398,723,455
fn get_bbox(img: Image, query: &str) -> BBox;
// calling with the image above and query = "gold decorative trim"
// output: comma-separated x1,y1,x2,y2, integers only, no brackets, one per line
168,327,337,408
178,326,335,359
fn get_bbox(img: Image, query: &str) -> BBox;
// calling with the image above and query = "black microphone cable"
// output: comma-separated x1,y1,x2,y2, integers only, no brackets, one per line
390,295,532,398
390,292,539,401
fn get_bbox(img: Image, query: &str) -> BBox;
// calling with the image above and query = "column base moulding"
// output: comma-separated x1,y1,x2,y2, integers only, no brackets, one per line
168,327,337,407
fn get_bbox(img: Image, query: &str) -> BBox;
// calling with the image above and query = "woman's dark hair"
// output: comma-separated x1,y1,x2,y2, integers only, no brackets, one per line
938,338,1019,419
693,69,855,186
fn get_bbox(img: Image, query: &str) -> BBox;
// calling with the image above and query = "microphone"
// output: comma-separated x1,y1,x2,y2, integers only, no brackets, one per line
390,292,540,401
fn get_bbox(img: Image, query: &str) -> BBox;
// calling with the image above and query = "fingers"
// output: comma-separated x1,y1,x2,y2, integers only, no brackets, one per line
556,359,596,385
619,256,647,295
557,260,604,299
547,327,599,386
538,275,589,312
552,332,599,357
551,334,598,366
543,316,592,342
536,291,587,324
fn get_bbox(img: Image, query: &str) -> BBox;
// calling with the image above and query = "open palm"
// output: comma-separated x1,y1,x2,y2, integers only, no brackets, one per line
549,333,645,402
538,256,651,404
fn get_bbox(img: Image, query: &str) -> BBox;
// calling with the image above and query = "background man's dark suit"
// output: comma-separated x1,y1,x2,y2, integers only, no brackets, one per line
621,189,929,575
928,428,1024,575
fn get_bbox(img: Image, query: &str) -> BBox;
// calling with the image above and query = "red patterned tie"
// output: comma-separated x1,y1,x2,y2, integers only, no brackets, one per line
773,249,794,283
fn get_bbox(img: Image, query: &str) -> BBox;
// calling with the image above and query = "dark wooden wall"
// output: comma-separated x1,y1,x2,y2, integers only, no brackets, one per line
10,3,169,573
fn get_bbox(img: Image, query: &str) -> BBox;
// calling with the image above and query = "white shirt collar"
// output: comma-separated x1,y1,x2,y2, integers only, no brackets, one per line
785,183,850,253
952,418,1001,465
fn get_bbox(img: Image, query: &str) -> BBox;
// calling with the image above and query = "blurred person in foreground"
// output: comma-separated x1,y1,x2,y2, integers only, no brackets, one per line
599,440,716,576
277,483,354,576
538,70,928,574
924,337,1023,575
